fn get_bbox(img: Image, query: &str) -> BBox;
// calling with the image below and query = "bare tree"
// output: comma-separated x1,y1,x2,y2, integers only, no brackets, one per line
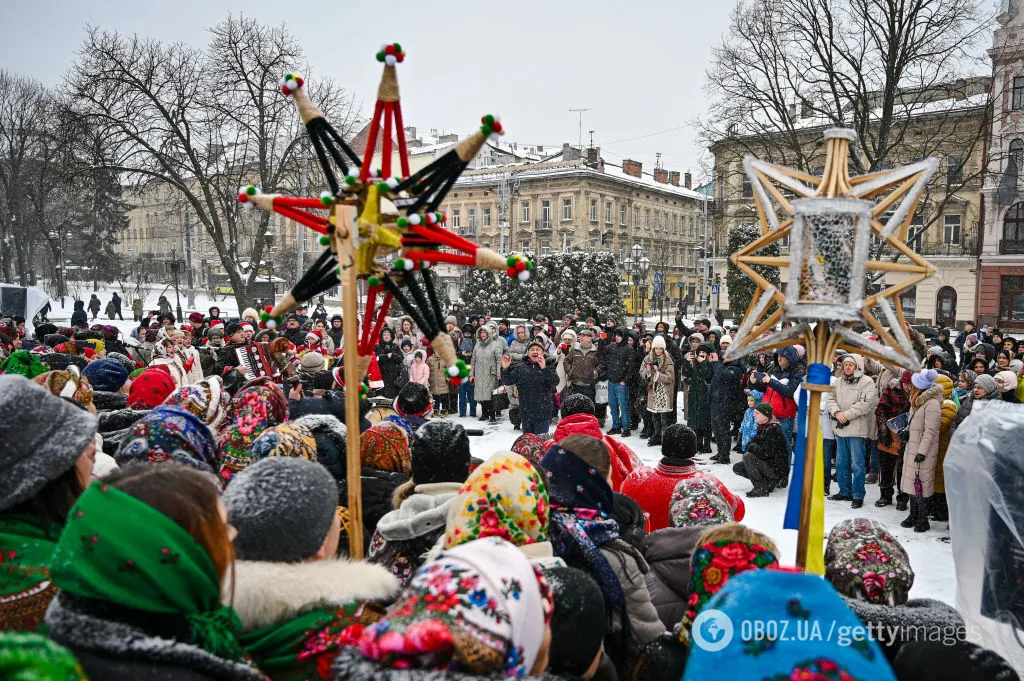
701,0,993,254
66,15,359,311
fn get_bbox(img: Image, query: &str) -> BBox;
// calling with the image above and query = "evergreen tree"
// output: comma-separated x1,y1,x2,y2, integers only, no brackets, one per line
726,223,781,318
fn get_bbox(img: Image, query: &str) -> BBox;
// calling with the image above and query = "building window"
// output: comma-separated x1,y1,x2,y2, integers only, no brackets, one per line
742,176,753,198
590,199,598,223
645,209,650,230
900,285,917,319
562,198,573,221
633,207,640,227
451,209,460,228
620,205,626,225
943,214,961,244
483,207,491,227
1014,76,1024,110
908,214,925,251
520,200,530,223
1001,276,1024,322
541,199,551,222
467,207,476,228
1011,139,1024,172
947,155,963,185
672,214,678,234
606,201,612,224
521,241,531,253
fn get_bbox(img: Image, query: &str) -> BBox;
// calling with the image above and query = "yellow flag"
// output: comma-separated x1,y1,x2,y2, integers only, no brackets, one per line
806,428,826,575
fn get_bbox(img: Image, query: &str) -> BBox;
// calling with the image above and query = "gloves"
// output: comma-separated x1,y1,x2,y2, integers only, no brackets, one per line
914,454,925,463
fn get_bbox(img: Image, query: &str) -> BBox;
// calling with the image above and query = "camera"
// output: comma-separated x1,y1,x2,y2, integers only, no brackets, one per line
831,414,849,429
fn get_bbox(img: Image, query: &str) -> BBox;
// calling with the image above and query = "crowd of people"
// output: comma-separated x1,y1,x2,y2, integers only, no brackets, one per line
0,300,1020,681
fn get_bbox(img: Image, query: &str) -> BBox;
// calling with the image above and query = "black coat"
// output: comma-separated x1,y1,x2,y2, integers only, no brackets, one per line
602,336,633,383
111,292,122,311
338,468,410,556
327,325,344,349
46,594,265,681
708,360,745,421
71,301,88,328
375,339,405,398
746,420,790,482
502,359,559,424
642,526,704,630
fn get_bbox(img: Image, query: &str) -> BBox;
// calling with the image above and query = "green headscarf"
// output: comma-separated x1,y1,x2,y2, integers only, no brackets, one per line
0,515,62,632
49,481,245,661
0,632,87,681
0,351,49,379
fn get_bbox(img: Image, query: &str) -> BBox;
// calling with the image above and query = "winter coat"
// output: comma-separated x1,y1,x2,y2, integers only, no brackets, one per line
45,593,265,681
826,354,879,439
640,351,675,413
105,301,117,317
902,384,943,497
746,419,790,483
131,299,144,316
548,413,642,491
179,345,204,384
408,352,429,388
686,360,713,430
471,328,504,401
88,296,101,313
642,526,705,630
327,324,344,350
367,482,462,588
876,378,910,450
157,298,173,316
748,346,804,420
708,360,745,423
426,353,449,395
231,559,396,681
395,316,425,349
375,336,405,399
600,540,666,662
508,329,531,365
501,358,558,424
200,340,224,377
601,334,633,384
457,334,474,364
338,468,410,555
70,301,88,328
619,457,745,532
564,343,601,387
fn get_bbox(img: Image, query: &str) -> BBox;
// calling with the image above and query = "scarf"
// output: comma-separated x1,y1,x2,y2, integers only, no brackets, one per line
32,369,94,409
0,632,87,681
218,377,289,479
679,539,778,644
163,376,231,429
444,451,548,550
341,537,553,677
668,478,734,529
49,481,245,662
0,350,49,378
540,444,625,614
510,433,547,469
0,515,62,631
359,423,411,474
249,422,318,462
115,405,221,475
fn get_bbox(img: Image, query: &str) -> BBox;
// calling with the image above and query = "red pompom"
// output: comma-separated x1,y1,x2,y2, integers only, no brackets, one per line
237,193,248,203
384,44,397,56
280,85,291,95
506,267,517,278
515,260,527,272
492,122,503,134
264,305,273,313
259,321,266,329
450,377,461,387
396,53,405,63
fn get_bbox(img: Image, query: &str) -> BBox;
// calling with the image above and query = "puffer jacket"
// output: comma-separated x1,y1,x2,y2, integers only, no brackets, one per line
564,342,601,386
508,326,531,365
547,413,641,491
748,345,804,419
826,353,879,438
471,328,504,400
600,540,665,673
901,383,943,497
642,526,705,630
425,353,449,395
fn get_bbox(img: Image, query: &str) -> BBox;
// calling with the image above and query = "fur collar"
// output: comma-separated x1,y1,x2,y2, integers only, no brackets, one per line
913,383,944,408
45,594,265,681
229,559,399,631
377,483,462,541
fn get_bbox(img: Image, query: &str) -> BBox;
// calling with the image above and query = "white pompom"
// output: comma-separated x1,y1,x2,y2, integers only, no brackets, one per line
489,132,501,142
517,270,530,281
447,365,459,377
385,55,397,66
238,185,248,195
409,214,421,225
286,79,299,91
386,177,399,189
266,319,277,329
404,259,415,271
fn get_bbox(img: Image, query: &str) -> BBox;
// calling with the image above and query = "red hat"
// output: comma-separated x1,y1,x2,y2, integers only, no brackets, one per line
180,324,193,333
188,312,204,324
127,367,177,409
209,319,224,329
241,322,254,332
900,369,913,385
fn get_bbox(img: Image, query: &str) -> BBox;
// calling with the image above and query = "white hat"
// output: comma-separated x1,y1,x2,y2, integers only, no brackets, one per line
911,368,938,390
652,335,667,350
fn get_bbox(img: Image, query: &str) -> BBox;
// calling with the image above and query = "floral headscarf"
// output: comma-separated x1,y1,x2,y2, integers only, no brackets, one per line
115,406,221,476
360,423,412,474
668,478,734,529
163,376,231,430
32,368,94,409
340,537,553,677
444,452,548,550
218,377,288,480
824,519,914,606
510,433,547,469
679,539,778,644
249,422,318,462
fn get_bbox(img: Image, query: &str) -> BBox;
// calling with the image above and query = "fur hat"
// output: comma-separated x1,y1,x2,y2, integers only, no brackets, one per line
412,420,471,485
115,405,221,475
661,424,697,461
0,376,98,512
394,381,431,417
651,335,667,350
911,368,939,390
669,478,734,528
223,457,338,563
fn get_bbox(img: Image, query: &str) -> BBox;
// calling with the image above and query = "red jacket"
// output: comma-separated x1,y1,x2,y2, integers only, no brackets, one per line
546,413,642,491
619,458,745,531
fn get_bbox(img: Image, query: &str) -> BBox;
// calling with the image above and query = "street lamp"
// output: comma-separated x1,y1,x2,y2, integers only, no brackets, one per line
265,229,275,306
637,254,650,320
169,248,183,323
623,256,635,322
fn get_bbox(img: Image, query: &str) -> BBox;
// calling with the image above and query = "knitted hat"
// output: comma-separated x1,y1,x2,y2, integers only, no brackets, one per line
543,567,606,677
681,570,895,681
225,322,243,337
32,369,94,409
115,405,221,475
0,632,87,681
445,451,549,549
445,315,457,327
995,370,1018,392
188,312,205,324
893,641,1018,681
824,518,913,606
669,478,734,529
82,358,129,393
359,423,411,474
106,352,137,375
294,414,347,480
218,377,289,479
38,353,86,372
249,421,318,462
395,381,431,417
911,368,939,390
975,373,999,397
412,420,470,485
511,432,547,469
900,369,914,385
661,423,697,461
223,456,338,563
719,335,732,347
652,335,667,350
399,338,413,348
561,393,595,418
300,351,326,371
754,402,773,419
127,367,177,409
0,350,49,378
0,376,98,512
162,376,231,429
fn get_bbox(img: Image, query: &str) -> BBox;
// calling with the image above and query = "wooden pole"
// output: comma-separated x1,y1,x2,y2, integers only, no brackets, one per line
796,322,831,569
335,203,364,558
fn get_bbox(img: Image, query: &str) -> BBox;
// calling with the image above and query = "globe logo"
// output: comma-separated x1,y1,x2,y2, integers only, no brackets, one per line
691,609,734,652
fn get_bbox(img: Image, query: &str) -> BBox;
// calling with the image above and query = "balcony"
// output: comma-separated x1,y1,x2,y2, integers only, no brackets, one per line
461,221,477,238
916,238,976,256
535,219,552,235
1000,239,1024,255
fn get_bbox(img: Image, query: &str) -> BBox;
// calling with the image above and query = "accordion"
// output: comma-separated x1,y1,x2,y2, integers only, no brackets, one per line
235,343,275,382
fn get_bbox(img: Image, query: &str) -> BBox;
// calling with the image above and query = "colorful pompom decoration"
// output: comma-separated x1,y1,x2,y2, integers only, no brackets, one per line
447,359,470,386
480,114,504,142
258,304,284,330
359,383,370,398
393,257,416,272
280,73,304,96
319,235,330,246
504,253,533,281
237,185,260,203
319,191,335,206
376,43,406,66
367,275,381,287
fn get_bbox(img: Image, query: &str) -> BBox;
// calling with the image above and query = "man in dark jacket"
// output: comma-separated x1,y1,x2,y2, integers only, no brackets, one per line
602,328,633,436
109,292,123,320
213,322,248,387
708,352,744,464
327,314,344,349
501,340,558,435
282,315,307,347
733,403,789,496
747,345,803,457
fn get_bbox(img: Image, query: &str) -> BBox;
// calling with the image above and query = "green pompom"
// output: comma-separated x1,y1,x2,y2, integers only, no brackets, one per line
260,312,270,321
506,256,516,267
396,217,409,227
246,185,257,195
393,42,402,52
376,51,385,62
319,235,330,246
525,260,533,270
368,275,381,287
377,181,390,192
320,193,333,206
420,261,430,270
481,124,492,136
394,258,405,269
483,114,495,125
456,359,467,369
345,175,357,185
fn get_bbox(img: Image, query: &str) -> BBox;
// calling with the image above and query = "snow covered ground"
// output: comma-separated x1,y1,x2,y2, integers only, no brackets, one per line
41,283,955,605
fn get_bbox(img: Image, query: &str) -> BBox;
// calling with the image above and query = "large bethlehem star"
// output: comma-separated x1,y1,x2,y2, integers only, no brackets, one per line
724,128,938,370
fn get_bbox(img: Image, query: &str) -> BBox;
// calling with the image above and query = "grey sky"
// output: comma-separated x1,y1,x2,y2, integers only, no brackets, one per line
0,0,734,181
